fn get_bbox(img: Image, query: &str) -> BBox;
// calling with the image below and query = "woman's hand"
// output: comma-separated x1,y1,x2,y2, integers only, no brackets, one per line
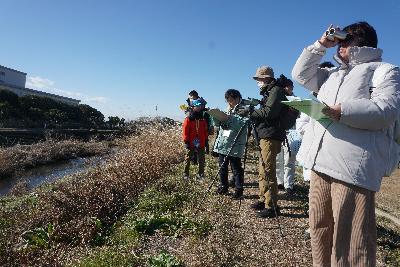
322,103,341,121
319,24,340,48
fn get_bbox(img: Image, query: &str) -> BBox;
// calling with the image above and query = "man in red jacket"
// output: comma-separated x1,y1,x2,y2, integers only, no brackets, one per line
182,99,208,179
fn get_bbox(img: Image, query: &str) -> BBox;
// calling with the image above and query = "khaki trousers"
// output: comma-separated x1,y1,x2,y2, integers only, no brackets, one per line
309,171,376,267
258,138,281,208
184,148,205,176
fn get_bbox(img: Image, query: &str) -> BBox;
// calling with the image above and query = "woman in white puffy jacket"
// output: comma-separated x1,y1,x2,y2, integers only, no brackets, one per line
292,21,400,267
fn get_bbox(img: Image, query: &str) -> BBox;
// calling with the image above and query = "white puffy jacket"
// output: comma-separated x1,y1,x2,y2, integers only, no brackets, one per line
292,41,400,191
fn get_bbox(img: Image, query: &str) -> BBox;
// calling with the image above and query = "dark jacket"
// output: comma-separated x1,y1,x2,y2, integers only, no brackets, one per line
250,82,287,141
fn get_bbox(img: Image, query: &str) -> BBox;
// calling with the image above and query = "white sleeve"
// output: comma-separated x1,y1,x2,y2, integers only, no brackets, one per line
292,41,331,93
340,67,400,130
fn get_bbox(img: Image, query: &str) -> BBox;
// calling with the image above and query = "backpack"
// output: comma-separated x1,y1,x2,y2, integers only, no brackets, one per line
370,63,400,176
279,105,300,131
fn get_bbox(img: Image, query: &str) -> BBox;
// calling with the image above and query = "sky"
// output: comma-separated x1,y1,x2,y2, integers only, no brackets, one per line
1,0,400,121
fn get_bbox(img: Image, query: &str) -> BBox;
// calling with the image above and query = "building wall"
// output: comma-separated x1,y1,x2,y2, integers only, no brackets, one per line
0,65,26,88
0,84,80,106
0,65,80,106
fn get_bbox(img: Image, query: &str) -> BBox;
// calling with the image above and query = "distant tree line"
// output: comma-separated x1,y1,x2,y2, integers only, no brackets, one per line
0,89,124,129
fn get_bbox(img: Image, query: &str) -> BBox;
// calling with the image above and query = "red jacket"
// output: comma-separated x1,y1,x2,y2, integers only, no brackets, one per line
182,116,208,149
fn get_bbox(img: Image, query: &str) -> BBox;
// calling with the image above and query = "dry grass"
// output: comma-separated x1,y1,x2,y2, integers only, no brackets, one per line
0,124,185,266
0,139,111,178
376,169,400,218
1,125,399,267
73,143,399,267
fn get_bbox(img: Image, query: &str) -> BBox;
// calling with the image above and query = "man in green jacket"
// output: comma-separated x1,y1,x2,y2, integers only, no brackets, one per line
249,65,287,218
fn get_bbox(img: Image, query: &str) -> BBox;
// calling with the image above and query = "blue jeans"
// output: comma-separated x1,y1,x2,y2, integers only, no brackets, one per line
218,154,244,189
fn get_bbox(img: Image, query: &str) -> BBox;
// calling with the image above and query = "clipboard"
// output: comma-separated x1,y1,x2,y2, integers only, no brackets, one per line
281,98,330,122
206,108,229,122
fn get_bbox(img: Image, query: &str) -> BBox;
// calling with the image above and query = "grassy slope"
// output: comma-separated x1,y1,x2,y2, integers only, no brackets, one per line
1,130,398,266
73,148,400,267
0,127,185,266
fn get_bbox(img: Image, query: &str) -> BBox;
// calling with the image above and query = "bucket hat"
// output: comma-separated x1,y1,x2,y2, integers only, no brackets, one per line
253,65,274,80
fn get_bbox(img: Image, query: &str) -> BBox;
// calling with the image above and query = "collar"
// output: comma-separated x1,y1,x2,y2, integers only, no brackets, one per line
334,46,383,69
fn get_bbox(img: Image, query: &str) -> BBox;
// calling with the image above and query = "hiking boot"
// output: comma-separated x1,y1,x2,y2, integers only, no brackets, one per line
250,201,265,210
257,207,281,218
216,186,229,195
229,179,235,188
232,188,243,200
277,184,285,191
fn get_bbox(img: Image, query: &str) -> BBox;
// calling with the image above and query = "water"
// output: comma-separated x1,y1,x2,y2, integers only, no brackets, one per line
0,157,97,196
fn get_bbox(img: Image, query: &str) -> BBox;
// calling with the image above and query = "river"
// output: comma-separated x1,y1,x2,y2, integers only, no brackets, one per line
0,156,103,196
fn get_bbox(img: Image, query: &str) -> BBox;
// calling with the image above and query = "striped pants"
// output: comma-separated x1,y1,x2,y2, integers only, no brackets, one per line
309,171,376,267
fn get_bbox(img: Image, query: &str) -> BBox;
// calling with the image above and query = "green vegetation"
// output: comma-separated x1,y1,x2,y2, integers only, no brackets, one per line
148,250,182,267
0,89,125,129
76,248,140,267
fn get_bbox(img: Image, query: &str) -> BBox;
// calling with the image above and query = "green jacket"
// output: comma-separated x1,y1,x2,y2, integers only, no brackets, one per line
213,107,249,158
250,84,287,142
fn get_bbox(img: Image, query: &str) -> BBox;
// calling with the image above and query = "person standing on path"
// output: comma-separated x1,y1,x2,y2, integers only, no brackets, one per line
247,65,288,218
292,21,400,266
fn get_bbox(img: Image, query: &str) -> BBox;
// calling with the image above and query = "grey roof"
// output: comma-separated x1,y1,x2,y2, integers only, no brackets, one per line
0,65,27,75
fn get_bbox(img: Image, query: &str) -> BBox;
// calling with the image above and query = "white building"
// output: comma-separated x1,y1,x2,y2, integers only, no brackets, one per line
0,65,80,106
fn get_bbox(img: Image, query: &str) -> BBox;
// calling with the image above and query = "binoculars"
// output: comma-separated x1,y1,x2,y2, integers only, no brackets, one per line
325,27,348,41
241,98,261,107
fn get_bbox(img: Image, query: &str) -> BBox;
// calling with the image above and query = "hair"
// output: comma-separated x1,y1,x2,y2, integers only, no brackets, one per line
188,90,199,98
225,89,242,100
343,21,378,48
275,74,293,88
319,61,335,68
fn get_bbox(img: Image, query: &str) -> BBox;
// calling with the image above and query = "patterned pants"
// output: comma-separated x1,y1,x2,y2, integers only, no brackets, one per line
309,171,376,267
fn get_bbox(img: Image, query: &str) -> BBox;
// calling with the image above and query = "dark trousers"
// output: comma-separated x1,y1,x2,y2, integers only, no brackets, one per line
218,154,244,189
184,148,205,176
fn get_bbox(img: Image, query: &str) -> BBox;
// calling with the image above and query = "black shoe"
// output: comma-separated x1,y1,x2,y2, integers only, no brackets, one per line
250,201,265,210
229,179,235,188
232,188,243,199
216,186,228,195
257,207,281,218
277,184,285,191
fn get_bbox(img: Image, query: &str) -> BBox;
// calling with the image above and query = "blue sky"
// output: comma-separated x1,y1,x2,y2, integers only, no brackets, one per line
1,0,399,121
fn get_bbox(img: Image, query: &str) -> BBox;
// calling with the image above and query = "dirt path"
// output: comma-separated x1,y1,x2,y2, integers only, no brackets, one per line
174,152,398,266
114,152,399,266
376,208,400,226
376,169,400,219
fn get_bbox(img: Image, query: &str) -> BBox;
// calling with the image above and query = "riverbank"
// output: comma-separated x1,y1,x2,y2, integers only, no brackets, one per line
1,128,398,266
0,139,111,179
0,126,184,266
